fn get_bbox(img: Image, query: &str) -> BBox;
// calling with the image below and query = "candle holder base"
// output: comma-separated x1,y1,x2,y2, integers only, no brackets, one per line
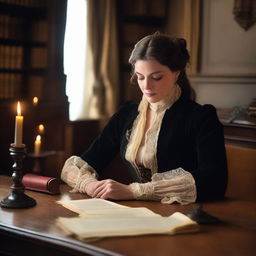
0,144,37,209
0,192,36,209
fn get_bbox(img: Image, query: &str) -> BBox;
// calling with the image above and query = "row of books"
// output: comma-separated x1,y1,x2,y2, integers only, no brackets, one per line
0,73,44,99
0,0,47,7
0,45,48,69
0,45,23,69
0,15,48,42
0,15,25,40
0,73,22,99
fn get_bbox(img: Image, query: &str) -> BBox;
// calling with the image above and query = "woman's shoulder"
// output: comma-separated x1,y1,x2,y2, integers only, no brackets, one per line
191,101,216,115
179,97,217,117
114,101,139,116
184,100,222,130
109,101,138,123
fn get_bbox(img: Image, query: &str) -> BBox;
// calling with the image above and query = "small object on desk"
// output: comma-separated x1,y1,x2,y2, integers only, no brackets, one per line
0,144,36,208
22,173,60,195
187,204,223,225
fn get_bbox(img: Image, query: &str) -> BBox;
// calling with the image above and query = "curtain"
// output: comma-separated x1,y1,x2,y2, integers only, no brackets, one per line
85,0,119,118
165,0,201,74
183,0,201,74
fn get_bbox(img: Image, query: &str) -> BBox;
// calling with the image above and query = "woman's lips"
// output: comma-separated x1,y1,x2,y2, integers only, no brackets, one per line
144,92,156,97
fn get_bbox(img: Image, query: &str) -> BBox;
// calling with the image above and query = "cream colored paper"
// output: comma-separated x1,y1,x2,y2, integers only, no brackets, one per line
56,212,199,240
57,198,128,214
56,198,198,240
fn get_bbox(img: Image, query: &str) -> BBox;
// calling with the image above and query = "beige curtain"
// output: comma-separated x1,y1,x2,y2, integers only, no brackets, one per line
183,0,201,74
165,0,201,74
85,0,119,118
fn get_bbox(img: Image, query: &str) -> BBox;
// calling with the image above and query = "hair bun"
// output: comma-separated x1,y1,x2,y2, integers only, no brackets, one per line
179,38,187,49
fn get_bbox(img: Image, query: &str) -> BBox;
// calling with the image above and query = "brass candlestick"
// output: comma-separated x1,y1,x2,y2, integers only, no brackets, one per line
0,144,36,208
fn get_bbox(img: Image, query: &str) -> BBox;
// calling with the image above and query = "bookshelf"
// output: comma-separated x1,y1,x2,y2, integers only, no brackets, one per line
0,0,48,100
0,0,69,177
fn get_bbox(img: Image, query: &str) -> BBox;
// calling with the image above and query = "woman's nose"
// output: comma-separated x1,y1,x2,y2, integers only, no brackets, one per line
143,78,152,90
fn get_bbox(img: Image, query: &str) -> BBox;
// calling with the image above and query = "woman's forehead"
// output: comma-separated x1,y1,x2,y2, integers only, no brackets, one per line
134,59,169,74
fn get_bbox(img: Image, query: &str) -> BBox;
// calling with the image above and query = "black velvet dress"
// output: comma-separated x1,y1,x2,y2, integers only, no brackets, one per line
81,94,228,201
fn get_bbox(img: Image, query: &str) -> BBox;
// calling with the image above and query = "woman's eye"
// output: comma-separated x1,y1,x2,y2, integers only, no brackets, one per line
152,76,162,81
137,77,144,80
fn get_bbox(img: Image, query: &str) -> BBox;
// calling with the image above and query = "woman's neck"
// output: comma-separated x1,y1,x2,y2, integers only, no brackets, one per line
149,84,181,112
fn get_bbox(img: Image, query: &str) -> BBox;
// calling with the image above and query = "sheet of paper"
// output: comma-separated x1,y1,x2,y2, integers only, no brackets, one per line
57,198,128,214
79,207,161,218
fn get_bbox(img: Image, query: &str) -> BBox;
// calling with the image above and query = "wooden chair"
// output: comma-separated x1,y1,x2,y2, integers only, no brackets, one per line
225,143,256,201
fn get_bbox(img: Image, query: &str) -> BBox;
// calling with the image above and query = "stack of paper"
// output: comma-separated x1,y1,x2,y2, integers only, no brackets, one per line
56,198,199,240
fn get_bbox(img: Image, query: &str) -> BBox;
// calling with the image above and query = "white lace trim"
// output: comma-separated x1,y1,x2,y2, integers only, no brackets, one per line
126,84,181,180
129,168,197,205
141,109,166,174
61,156,98,193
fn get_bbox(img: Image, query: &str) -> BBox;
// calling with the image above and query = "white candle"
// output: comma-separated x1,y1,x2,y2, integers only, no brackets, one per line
14,101,23,147
34,135,41,156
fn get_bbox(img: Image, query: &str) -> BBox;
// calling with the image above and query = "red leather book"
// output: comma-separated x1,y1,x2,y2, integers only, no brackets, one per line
22,173,60,195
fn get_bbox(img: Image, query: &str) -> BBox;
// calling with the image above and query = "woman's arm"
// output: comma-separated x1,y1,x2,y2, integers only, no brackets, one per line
83,168,196,205
61,156,196,204
190,105,228,201
61,102,137,194
61,156,98,193
129,168,196,205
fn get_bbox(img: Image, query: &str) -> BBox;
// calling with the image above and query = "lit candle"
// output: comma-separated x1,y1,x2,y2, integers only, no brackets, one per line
38,124,45,134
33,97,39,106
34,135,41,156
14,101,23,147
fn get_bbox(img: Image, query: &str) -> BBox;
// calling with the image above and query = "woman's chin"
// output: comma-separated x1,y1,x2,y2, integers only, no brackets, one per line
145,96,161,103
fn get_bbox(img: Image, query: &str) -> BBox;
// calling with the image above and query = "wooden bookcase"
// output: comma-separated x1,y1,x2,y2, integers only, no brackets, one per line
0,0,69,177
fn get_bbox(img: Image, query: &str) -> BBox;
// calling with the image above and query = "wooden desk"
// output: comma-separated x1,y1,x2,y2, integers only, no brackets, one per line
0,176,255,256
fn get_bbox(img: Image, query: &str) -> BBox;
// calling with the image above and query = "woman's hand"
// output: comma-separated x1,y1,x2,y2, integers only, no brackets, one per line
84,179,134,200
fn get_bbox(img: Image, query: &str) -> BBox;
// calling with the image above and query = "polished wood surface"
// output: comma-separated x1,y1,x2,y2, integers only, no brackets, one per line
0,175,255,256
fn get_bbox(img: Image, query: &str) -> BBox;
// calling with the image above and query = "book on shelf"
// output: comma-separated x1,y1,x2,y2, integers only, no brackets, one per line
30,47,48,68
56,198,199,241
31,20,48,43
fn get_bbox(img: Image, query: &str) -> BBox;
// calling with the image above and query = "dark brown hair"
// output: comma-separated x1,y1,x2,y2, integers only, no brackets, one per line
129,32,195,100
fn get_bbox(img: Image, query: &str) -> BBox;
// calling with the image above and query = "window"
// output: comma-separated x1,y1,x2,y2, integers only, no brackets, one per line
64,0,87,121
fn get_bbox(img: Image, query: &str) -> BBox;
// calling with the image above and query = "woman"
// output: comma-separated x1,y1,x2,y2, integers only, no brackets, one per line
61,33,227,204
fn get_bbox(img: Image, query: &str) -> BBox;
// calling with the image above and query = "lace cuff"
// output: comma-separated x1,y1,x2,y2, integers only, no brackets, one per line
129,168,197,205
61,156,98,193
129,182,155,200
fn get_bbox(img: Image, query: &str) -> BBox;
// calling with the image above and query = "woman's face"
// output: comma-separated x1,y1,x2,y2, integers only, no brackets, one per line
134,59,179,103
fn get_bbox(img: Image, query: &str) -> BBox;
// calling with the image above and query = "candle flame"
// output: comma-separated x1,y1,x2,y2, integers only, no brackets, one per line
36,135,41,142
33,97,39,105
38,124,45,133
17,101,21,116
